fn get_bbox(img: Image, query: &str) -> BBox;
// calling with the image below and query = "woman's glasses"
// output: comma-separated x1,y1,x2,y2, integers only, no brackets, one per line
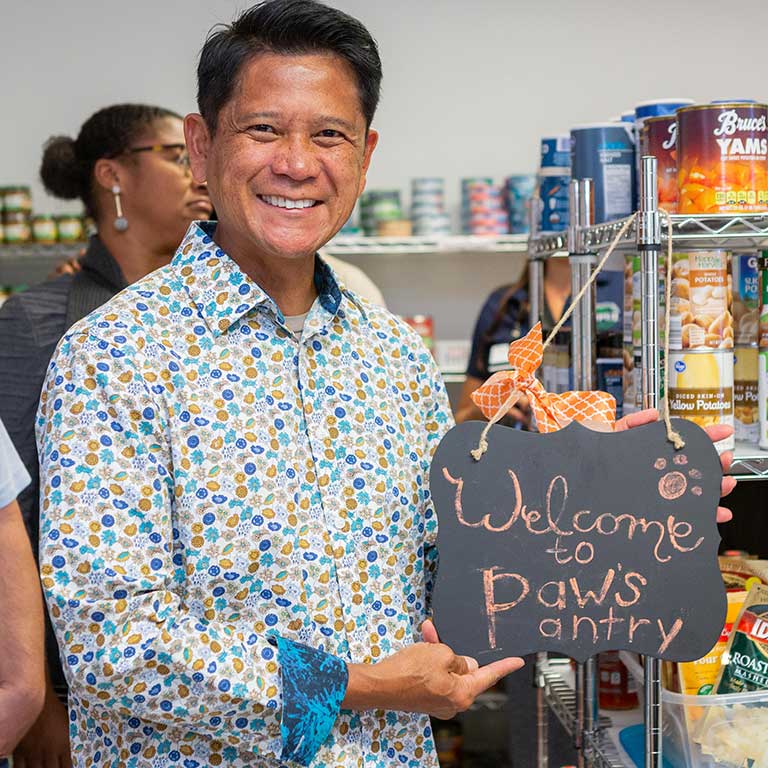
124,143,190,172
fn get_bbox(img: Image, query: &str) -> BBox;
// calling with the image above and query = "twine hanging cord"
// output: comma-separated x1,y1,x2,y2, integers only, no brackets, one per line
471,212,684,461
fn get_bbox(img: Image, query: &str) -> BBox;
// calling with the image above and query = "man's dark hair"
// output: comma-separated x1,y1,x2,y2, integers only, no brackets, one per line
197,0,382,132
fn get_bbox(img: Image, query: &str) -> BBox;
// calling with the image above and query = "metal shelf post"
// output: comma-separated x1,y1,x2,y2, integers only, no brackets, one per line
637,155,663,768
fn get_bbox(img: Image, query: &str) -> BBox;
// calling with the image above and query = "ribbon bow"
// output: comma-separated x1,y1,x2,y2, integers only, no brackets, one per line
470,322,616,433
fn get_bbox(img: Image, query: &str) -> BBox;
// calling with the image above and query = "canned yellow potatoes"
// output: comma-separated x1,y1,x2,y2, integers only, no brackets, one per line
734,346,759,443
668,251,733,350
668,349,734,452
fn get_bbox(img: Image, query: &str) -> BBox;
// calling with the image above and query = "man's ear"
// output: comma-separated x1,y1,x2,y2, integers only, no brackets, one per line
184,113,212,184
357,128,379,197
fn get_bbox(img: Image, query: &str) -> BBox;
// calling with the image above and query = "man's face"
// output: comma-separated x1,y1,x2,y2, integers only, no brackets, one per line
186,52,378,263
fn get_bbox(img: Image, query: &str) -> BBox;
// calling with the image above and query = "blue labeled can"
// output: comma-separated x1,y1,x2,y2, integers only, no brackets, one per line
571,122,635,223
540,136,571,169
504,174,535,234
634,98,694,132
536,169,570,232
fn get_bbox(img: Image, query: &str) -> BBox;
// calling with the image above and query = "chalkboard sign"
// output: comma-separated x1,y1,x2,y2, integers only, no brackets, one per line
430,419,727,663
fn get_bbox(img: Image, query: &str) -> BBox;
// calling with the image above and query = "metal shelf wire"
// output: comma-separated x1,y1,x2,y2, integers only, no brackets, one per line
529,212,768,257
730,441,768,480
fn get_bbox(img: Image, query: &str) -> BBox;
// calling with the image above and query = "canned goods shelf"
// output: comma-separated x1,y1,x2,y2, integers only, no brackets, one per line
729,441,768,480
530,212,768,257
325,234,528,256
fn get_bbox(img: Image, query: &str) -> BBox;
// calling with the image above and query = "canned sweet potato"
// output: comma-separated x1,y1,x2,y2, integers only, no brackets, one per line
668,251,733,350
677,103,768,214
640,116,678,212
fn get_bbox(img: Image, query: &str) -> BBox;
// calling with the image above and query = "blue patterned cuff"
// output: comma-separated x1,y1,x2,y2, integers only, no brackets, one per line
274,635,348,765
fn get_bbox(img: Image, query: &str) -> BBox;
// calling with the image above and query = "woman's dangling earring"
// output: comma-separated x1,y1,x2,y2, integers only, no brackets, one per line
112,184,128,231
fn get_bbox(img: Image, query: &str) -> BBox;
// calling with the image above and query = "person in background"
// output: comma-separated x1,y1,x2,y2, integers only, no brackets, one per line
454,257,571,424
0,103,211,767
0,418,44,756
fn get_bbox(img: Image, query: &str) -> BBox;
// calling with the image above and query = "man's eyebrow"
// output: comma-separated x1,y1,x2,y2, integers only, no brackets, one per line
316,115,358,133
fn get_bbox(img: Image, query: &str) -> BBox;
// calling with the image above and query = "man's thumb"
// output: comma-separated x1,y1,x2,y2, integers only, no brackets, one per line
422,619,440,644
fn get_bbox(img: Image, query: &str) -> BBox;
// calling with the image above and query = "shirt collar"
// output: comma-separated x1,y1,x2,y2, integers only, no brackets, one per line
173,221,367,336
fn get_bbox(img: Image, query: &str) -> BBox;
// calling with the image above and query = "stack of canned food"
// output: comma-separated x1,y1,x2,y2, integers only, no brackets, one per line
460,178,508,236
1,185,86,244
410,178,450,236
359,189,411,237
503,174,535,234
2,186,33,244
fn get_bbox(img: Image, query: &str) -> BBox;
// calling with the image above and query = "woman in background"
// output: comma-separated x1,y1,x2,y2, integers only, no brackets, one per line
454,257,571,424
0,103,211,768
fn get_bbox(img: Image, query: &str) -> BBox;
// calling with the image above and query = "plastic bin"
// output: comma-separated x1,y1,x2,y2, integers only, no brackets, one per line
618,651,768,767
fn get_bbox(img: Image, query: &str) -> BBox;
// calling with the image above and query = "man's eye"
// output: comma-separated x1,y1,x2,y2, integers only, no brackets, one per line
249,124,275,134
317,129,343,139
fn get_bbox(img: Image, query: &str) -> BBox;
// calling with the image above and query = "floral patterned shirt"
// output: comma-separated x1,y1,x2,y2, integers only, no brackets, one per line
37,221,452,767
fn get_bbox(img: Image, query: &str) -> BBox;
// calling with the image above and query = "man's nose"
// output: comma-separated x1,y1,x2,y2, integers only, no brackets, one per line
271,135,320,181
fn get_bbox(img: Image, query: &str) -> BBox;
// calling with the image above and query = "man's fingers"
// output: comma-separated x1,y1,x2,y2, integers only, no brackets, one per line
721,476,737,497
463,655,479,672
422,619,440,644
614,408,659,432
717,506,733,523
467,656,524,697
705,424,734,445
718,450,733,475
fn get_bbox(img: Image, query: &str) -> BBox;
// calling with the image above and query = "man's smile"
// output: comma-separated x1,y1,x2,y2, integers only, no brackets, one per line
258,194,320,210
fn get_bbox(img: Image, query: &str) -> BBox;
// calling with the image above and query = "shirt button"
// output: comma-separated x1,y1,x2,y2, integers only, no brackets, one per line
335,517,346,531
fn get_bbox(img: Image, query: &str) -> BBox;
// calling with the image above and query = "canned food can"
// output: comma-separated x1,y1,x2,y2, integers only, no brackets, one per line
1,186,33,213
571,122,636,223
32,214,57,244
634,98,694,134
734,345,759,443
623,255,634,345
759,255,768,348
640,116,678,212
622,344,636,415
732,253,760,344
668,349,734,452
3,211,31,243
504,174,535,234
760,349,768,449
597,358,624,419
677,103,768,214
540,136,571,169
55,214,85,242
537,169,570,232
668,251,733,350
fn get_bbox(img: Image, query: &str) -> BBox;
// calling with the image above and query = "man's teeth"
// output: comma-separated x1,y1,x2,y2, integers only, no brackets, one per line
260,195,317,209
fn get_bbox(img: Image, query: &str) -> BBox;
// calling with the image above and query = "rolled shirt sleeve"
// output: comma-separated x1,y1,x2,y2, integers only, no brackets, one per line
37,332,347,764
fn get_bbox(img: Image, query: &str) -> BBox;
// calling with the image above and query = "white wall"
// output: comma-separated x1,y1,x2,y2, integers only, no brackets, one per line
5,0,768,216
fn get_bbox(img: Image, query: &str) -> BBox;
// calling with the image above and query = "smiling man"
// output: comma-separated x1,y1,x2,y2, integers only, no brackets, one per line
36,3,524,767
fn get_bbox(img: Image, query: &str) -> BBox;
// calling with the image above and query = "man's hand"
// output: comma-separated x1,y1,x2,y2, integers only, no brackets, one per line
615,408,736,523
13,677,71,768
342,639,522,719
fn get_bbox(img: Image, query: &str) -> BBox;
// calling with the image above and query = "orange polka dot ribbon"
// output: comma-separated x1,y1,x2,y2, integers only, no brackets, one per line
470,322,616,434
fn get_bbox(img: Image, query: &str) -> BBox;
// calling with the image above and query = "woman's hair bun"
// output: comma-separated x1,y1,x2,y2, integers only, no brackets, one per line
40,135,84,200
